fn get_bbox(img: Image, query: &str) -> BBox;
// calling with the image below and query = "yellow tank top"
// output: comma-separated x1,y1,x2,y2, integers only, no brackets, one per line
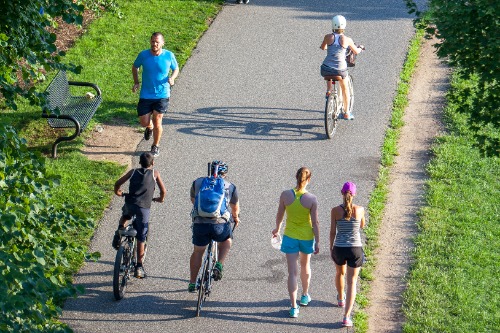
284,188,314,240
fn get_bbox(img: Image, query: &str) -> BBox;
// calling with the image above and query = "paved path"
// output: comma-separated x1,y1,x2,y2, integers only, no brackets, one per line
62,1,418,331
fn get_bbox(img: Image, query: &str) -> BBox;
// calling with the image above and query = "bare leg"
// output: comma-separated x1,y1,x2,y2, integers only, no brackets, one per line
299,252,312,296
136,241,145,265
151,110,164,146
344,266,361,318
335,263,346,300
217,237,232,264
139,113,153,130
286,253,300,307
326,80,333,93
189,245,207,284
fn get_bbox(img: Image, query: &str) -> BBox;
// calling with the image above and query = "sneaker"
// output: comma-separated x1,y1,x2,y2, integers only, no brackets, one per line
289,306,300,318
342,316,353,327
244,0,249,3
300,294,311,306
188,283,197,293
150,145,159,157
144,127,153,141
343,113,354,120
112,228,124,250
213,262,223,281
325,91,332,99
134,265,146,279
337,294,346,308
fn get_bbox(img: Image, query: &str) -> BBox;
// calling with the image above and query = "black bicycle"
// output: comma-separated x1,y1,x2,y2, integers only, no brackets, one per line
113,217,148,301
195,239,218,317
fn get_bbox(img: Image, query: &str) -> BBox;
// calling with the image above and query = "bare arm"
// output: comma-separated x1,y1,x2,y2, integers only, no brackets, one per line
346,37,364,55
153,170,166,203
230,202,240,227
357,206,366,229
114,169,134,196
310,196,320,254
168,68,179,86
272,192,286,237
330,207,338,250
132,65,140,93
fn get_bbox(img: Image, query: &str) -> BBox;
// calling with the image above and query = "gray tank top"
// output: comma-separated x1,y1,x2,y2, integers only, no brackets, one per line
322,34,347,70
334,206,362,247
125,168,156,208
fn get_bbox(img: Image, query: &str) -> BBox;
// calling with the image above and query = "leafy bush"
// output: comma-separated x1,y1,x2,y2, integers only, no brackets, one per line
0,125,95,332
405,0,500,155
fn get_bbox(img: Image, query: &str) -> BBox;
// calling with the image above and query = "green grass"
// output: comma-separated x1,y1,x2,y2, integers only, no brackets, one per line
0,0,224,272
402,73,500,332
353,29,425,332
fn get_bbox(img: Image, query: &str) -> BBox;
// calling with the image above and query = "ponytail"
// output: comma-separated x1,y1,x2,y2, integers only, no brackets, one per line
295,167,311,191
343,192,353,219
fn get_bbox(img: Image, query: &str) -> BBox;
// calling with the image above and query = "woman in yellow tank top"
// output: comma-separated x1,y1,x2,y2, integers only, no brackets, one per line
272,167,320,318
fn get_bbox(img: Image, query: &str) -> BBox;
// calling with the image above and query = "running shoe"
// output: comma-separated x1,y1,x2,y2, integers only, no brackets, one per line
188,283,197,293
300,294,311,306
342,316,353,327
244,0,249,3
134,265,146,279
289,306,300,318
213,262,223,281
151,145,159,157
337,294,346,308
144,127,153,141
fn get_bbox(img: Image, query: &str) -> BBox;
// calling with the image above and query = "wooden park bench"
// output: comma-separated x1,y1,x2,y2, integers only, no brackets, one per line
42,70,102,158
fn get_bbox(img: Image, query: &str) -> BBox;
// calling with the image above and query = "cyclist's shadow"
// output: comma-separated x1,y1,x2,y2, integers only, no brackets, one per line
168,106,326,141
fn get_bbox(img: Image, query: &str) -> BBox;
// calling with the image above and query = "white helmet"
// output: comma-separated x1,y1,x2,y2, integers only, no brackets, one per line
332,15,347,30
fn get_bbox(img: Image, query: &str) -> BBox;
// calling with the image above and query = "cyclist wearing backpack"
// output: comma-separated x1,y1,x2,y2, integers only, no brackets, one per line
320,15,364,120
188,160,240,292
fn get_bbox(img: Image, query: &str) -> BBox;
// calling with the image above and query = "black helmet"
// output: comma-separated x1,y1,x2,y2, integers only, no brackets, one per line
210,160,228,176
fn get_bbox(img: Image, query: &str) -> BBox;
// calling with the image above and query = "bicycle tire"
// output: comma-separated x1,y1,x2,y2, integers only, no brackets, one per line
196,250,209,317
347,75,354,115
325,95,340,139
113,242,131,300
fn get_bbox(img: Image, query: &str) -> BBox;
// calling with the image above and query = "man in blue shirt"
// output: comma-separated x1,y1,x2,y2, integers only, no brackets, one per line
132,32,179,157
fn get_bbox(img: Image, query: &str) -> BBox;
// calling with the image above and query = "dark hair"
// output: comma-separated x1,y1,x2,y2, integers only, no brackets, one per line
151,32,164,41
139,152,154,168
295,167,311,190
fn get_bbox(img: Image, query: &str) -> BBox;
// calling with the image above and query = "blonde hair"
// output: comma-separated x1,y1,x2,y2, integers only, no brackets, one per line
343,191,354,219
333,29,345,34
295,167,311,191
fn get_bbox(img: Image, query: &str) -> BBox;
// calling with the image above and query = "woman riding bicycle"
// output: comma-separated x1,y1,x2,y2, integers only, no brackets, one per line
320,15,364,120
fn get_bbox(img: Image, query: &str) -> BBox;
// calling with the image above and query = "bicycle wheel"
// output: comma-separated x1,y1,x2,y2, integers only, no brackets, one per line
196,250,209,317
324,94,340,139
346,75,354,115
113,242,131,300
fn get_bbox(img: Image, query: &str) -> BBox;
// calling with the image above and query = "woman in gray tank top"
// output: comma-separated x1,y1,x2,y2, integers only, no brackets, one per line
320,15,364,119
330,182,366,328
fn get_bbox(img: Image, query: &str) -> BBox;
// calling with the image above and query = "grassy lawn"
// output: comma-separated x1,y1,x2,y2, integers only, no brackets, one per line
402,73,500,332
0,0,224,273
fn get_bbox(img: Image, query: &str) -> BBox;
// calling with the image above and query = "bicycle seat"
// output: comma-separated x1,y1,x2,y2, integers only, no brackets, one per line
324,75,344,81
120,227,137,237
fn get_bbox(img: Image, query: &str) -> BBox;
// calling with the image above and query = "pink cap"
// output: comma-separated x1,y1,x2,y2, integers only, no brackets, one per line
341,182,356,195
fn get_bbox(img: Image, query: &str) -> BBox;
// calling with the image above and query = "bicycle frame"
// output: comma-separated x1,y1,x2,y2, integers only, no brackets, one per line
196,240,218,317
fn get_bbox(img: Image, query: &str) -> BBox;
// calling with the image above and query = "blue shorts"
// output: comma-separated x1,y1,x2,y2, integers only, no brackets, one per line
281,235,314,254
122,203,149,243
137,98,169,117
320,64,348,79
192,222,232,247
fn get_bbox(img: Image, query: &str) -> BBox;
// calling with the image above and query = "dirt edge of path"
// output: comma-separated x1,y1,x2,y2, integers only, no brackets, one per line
366,38,449,332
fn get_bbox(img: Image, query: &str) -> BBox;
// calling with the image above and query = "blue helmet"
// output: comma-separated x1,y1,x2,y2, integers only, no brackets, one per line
210,160,228,176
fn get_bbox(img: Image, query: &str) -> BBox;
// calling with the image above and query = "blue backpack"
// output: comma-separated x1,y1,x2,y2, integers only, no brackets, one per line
194,176,230,220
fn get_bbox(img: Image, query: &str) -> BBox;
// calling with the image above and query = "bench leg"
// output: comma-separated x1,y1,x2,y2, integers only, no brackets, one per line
48,116,81,158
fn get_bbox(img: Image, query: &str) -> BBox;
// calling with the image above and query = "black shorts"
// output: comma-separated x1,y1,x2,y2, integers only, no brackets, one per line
192,222,232,247
137,98,169,117
320,64,348,79
122,203,150,243
331,246,364,268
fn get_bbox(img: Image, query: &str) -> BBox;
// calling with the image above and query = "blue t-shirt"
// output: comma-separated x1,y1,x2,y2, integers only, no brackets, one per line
133,49,178,99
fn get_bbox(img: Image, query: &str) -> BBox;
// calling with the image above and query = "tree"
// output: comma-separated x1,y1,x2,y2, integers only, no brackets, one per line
0,0,118,110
